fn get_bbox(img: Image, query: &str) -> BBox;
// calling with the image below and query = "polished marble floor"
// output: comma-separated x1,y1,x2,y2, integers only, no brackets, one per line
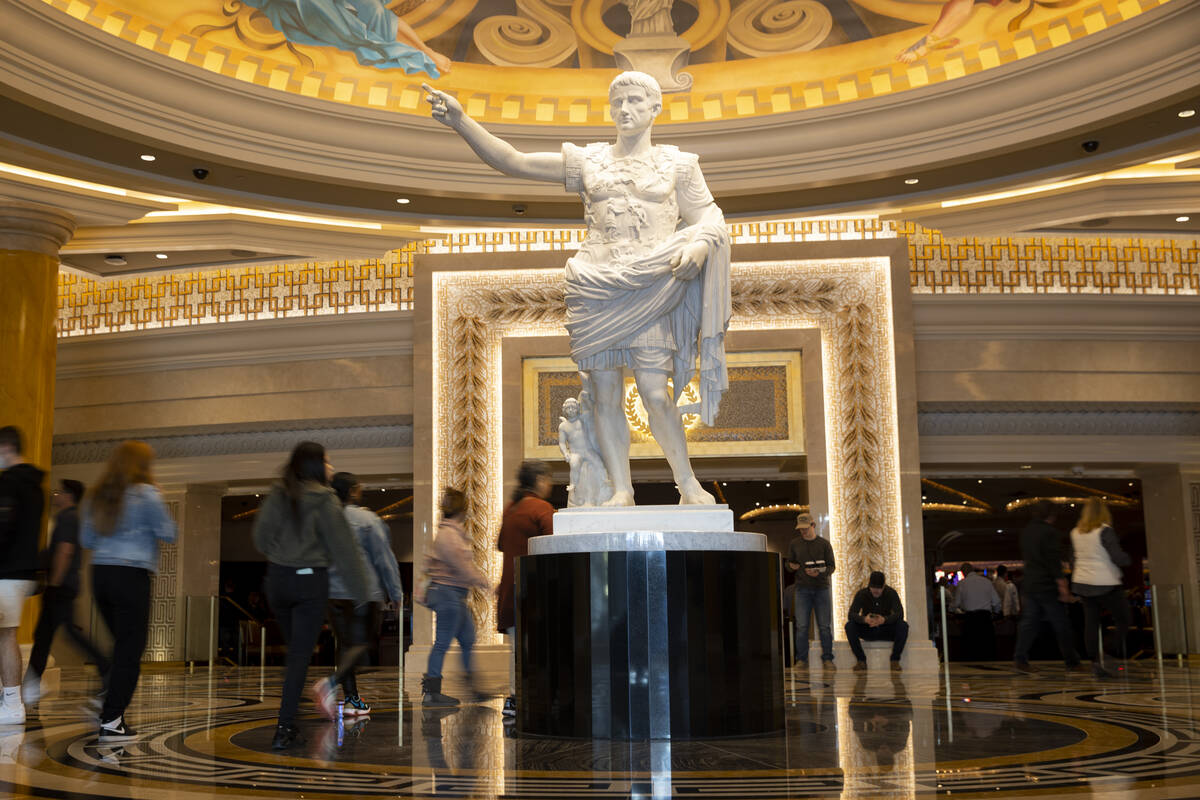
2,661,1200,799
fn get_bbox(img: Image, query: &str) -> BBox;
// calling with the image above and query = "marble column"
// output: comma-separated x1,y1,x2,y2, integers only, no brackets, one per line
159,484,225,662
1137,463,1200,655
0,202,75,643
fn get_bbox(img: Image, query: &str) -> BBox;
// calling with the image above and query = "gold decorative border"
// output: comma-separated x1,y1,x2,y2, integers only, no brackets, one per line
432,258,904,636
55,220,1199,338
36,0,1167,125
521,351,805,460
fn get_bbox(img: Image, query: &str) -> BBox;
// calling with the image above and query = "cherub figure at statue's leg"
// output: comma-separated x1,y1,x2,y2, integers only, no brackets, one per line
633,370,716,505
589,369,636,506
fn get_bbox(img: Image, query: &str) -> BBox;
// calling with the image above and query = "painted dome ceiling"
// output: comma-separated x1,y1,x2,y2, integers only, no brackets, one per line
0,0,1195,227
37,0,1170,126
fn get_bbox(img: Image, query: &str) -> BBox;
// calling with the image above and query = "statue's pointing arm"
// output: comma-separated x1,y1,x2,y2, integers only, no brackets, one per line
423,83,563,183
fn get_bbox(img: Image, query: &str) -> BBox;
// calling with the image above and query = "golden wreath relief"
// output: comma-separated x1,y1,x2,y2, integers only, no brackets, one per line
523,351,805,461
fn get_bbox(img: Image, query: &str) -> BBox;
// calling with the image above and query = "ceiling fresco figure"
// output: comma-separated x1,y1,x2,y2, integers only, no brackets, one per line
424,72,732,506
892,0,1076,63
241,0,452,76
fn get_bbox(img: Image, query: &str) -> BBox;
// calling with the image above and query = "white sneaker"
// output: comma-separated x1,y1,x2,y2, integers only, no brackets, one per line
0,703,26,725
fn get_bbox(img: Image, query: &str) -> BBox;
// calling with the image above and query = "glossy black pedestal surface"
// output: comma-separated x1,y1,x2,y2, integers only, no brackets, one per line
516,550,784,739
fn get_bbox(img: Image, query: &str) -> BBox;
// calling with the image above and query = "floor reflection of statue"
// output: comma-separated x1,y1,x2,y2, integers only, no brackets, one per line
243,0,452,76
558,393,613,507
425,72,730,506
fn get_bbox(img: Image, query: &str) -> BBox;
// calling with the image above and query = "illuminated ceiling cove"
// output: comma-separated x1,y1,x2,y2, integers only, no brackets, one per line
39,0,1170,126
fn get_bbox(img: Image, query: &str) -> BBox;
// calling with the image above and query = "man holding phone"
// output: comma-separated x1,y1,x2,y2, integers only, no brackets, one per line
785,513,836,669
846,571,908,671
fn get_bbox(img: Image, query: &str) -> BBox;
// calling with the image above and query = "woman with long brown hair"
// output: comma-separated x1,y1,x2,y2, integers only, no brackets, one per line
1070,498,1132,678
422,487,490,707
252,441,369,750
80,440,176,741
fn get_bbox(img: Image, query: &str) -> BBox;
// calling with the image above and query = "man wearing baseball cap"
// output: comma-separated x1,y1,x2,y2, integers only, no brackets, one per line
846,571,908,671
785,512,836,669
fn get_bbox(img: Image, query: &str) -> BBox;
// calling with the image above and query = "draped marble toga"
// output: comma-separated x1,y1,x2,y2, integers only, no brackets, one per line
561,142,731,426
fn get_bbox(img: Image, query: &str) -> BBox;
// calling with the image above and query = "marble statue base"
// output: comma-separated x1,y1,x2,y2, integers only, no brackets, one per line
516,505,784,739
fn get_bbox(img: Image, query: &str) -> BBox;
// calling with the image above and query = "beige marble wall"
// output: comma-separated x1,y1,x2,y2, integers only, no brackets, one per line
915,340,1200,404
54,355,412,437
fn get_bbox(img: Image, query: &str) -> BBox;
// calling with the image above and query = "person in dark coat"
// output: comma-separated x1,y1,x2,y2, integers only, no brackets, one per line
24,479,110,704
0,426,45,725
495,460,554,719
1013,500,1081,673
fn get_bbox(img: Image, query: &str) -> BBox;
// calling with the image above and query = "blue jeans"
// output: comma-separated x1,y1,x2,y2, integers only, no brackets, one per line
793,585,834,662
426,583,475,678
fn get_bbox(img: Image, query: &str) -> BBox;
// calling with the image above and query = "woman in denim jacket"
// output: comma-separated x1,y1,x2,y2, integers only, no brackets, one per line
81,441,176,741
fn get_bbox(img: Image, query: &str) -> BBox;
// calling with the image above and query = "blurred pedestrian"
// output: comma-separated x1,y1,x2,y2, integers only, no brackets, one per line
81,441,177,740
1070,498,1131,678
1013,501,1080,673
253,442,370,750
24,479,110,705
495,460,553,719
422,488,490,707
318,472,404,715
0,426,45,725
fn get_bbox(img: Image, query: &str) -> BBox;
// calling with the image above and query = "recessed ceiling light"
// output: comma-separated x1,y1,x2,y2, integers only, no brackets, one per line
764,482,770,487
904,178,920,185
139,154,156,162
1179,109,1196,118
1177,215,1191,222
155,253,168,259
103,255,127,266
1020,465,1032,470
395,197,411,204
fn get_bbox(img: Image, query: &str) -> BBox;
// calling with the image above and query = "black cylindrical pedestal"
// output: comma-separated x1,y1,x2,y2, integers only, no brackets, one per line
516,550,783,739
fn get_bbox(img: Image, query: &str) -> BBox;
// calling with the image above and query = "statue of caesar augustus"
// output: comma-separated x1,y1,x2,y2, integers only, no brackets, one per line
424,72,731,505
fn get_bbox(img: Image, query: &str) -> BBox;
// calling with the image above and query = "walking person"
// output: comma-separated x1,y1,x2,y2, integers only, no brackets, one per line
253,442,370,750
495,460,554,719
0,426,45,725
1069,499,1132,678
785,512,835,669
1013,501,1081,673
24,480,110,705
422,488,491,707
950,563,1001,661
846,572,908,671
316,471,405,716
80,441,177,740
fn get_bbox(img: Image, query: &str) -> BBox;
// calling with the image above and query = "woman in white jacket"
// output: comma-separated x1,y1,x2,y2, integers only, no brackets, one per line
1069,499,1132,678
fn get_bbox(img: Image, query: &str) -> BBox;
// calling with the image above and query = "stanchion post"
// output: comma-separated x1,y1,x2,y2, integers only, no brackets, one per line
260,625,266,669
1152,584,1164,667
208,595,216,669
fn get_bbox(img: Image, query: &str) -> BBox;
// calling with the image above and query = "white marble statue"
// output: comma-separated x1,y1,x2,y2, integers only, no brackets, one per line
424,71,731,505
558,394,612,507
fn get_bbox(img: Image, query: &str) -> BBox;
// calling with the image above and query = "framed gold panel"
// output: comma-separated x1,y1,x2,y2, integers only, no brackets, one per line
521,351,804,460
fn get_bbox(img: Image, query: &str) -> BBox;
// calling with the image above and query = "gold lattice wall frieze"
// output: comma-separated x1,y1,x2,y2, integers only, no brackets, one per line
55,221,1198,338
903,223,1200,294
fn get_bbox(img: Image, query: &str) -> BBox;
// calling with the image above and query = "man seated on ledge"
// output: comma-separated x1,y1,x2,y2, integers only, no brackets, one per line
846,571,908,672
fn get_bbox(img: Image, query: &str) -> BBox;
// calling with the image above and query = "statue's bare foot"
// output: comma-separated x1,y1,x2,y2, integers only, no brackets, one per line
677,478,716,505
602,490,635,506
429,51,452,75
